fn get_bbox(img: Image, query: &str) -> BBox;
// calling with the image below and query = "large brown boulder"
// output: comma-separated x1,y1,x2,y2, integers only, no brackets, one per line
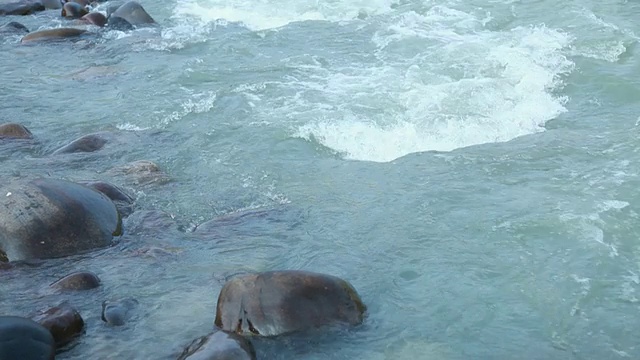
0,178,122,262
214,270,366,336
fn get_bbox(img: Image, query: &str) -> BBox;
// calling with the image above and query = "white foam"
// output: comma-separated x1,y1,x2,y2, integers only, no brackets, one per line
117,123,150,131
289,15,573,162
159,91,217,126
172,0,396,31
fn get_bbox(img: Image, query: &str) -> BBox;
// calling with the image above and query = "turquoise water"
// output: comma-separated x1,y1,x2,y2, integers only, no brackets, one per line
1,0,640,358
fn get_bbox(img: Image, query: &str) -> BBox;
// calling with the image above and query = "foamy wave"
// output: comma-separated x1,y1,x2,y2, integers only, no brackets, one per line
117,123,151,131
173,0,397,31
286,11,574,162
159,91,217,125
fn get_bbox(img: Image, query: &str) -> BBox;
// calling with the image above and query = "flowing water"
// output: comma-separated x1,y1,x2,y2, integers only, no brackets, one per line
1,0,640,358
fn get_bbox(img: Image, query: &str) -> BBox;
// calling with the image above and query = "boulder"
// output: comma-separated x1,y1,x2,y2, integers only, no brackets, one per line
0,316,55,360
0,123,32,139
0,178,122,262
214,270,366,336
107,1,155,30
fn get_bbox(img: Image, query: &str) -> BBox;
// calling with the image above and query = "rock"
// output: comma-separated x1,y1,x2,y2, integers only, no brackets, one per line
0,21,29,34
105,2,120,17
31,303,84,348
40,0,61,9
66,0,88,6
0,1,45,16
107,1,155,30
109,160,171,185
0,178,122,262
79,181,134,217
21,28,87,43
0,123,32,139
0,316,55,360
53,133,106,154
50,271,101,291
214,270,367,336
124,210,178,235
79,11,106,27
61,1,86,18
101,298,138,326
178,331,256,360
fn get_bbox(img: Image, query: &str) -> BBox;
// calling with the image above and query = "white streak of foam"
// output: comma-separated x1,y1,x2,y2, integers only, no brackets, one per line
173,0,397,31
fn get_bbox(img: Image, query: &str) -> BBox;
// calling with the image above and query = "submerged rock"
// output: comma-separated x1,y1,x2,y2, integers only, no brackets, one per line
0,1,45,16
50,271,101,291
178,331,257,360
32,303,84,348
214,270,367,336
0,123,32,139
0,316,55,360
101,298,138,326
0,21,29,34
21,28,87,43
109,160,171,185
124,210,177,235
0,178,122,262
53,133,107,154
107,1,155,30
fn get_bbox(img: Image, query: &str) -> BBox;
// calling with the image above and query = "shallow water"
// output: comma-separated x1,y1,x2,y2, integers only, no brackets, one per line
1,0,640,359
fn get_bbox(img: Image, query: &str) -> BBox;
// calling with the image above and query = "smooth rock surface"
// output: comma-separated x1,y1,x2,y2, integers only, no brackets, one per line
178,331,257,360
0,316,55,360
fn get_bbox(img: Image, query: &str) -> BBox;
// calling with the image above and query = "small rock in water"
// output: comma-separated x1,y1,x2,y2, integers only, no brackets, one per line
215,270,367,336
31,303,84,348
178,330,257,360
0,316,55,360
0,123,32,139
107,1,155,30
53,133,107,154
61,1,87,18
0,21,29,34
50,271,101,291
0,1,45,16
101,297,139,326
109,160,171,185
21,28,87,43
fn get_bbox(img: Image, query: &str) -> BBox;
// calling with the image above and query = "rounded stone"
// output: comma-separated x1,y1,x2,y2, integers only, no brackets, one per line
79,12,107,27
0,1,45,16
101,298,138,326
50,271,101,291
53,133,107,154
79,181,134,217
61,2,87,18
178,331,256,360
214,270,367,336
21,28,87,43
0,178,122,262
107,1,155,30
0,316,55,360
0,123,32,139
31,303,84,348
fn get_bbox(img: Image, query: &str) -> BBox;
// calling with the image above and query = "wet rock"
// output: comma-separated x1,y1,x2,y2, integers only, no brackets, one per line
21,28,87,43
214,270,367,336
0,21,29,34
0,316,55,360
105,2,120,17
107,1,155,30
109,160,171,185
66,0,88,6
41,0,61,9
0,178,122,262
53,133,107,154
79,181,134,217
32,303,84,348
0,1,45,16
61,1,86,18
125,210,178,235
0,123,32,139
101,298,138,326
178,331,256,360
50,271,101,291
79,11,107,27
